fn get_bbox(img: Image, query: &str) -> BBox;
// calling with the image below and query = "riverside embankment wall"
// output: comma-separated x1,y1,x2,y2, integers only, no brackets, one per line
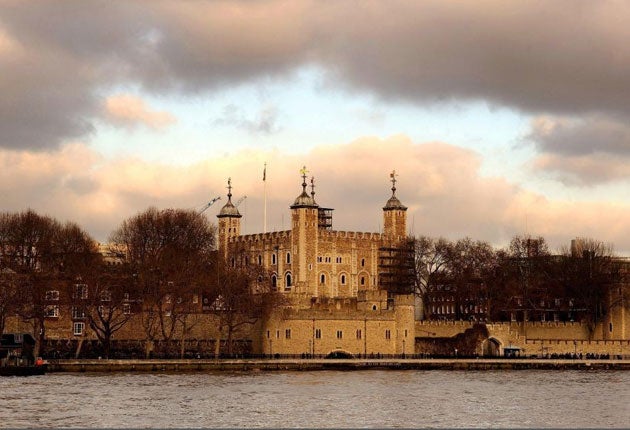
45,358,630,372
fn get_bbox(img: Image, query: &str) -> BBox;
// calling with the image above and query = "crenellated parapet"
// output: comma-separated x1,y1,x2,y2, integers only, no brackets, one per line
318,230,383,241
228,230,292,245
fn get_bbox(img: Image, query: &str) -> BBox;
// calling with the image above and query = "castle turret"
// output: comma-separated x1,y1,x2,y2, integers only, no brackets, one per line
290,167,319,296
383,170,407,243
217,178,242,259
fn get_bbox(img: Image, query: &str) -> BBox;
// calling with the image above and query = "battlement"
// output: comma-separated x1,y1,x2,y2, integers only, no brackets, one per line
229,230,292,244
318,230,383,241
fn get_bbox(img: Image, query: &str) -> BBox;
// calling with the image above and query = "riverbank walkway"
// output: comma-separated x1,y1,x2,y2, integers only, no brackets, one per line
46,358,630,372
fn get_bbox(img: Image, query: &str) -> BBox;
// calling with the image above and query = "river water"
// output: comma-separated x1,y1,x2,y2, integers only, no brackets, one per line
1,370,628,428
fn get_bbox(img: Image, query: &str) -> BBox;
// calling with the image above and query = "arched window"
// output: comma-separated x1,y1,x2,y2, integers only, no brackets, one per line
286,252,291,264
285,272,292,291
271,275,277,291
320,273,326,284
272,253,277,265
340,274,346,285
360,276,365,286
230,257,235,268
361,258,366,267
258,254,262,265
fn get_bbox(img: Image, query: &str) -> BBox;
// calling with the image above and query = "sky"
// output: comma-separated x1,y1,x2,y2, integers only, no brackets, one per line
0,1,629,255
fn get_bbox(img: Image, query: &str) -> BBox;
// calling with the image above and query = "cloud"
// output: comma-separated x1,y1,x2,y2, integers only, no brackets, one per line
528,116,630,184
213,104,281,135
2,1,630,149
0,136,628,255
104,94,176,130
532,153,630,186
529,116,630,157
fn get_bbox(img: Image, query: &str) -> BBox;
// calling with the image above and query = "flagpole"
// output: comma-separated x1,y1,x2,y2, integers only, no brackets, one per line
263,162,267,233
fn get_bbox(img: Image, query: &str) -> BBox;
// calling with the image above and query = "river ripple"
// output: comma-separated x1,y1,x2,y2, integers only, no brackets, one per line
1,370,629,428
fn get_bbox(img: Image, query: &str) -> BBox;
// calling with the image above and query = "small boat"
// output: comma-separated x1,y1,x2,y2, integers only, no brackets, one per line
1,333,47,376
0,364,47,377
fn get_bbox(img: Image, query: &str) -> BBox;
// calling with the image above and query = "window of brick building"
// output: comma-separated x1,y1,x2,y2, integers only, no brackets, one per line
315,329,321,339
45,290,59,301
45,305,59,318
72,307,86,320
73,322,85,336
286,329,291,339
385,330,391,340
336,330,343,339
356,329,362,339
73,284,88,300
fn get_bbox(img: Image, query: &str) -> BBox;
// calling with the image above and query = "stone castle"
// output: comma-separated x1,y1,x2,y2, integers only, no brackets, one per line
6,168,629,358
216,168,629,358
218,168,415,356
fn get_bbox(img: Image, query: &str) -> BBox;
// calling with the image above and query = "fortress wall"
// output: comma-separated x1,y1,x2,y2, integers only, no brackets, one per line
415,320,475,337
416,321,595,342
524,338,630,357
262,316,398,356
519,321,591,340
6,312,251,353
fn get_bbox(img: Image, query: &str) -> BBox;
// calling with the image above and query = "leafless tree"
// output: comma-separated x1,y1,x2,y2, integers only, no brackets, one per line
204,260,281,357
0,270,20,336
109,207,216,357
558,237,620,332
74,263,137,358
0,210,98,356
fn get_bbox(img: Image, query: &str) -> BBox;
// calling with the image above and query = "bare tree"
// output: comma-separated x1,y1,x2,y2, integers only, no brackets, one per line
109,207,216,357
444,238,497,320
204,261,280,357
77,263,136,358
0,269,19,336
0,210,99,356
558,237,620,333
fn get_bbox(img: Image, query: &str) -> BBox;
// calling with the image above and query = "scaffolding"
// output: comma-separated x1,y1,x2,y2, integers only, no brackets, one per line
317,207,333,230
378,240,415,295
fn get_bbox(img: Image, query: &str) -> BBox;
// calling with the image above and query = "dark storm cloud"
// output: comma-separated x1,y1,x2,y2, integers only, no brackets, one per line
527,116,630,185
529,117,630,157
2,0,630,149
0,1,156,149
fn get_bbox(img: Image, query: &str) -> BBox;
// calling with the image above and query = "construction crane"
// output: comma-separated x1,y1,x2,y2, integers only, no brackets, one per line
235,195,247,207
199,196,221,214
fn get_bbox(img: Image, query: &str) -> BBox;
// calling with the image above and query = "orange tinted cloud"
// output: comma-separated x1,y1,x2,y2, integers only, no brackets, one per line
0,136,628,254
104,95,176,130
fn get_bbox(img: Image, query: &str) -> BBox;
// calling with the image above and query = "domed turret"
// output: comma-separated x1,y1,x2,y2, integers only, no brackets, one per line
290,166,318,209
217,178,242,219
217,178,242,258
383,170,407,211
383,170,407,242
